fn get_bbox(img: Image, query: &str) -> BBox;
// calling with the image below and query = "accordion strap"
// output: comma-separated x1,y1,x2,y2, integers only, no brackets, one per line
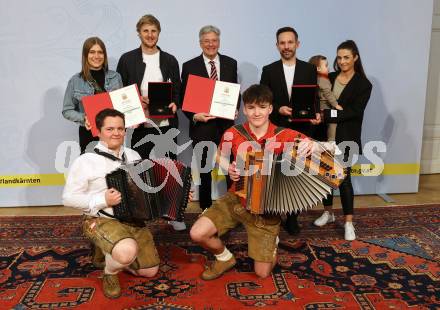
232,124,286,142
94,148,126,163
98,209,116,219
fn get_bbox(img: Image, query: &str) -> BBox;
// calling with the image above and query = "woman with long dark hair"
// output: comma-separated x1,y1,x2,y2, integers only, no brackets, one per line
62,37,123,153
314,40,372,240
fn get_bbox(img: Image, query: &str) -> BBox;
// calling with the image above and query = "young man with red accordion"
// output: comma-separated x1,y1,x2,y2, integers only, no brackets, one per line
63,109,160,299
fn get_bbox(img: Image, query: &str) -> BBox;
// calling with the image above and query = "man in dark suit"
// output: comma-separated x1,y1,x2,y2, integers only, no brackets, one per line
181,25,238,211
260,26,319,235
117,14,185,231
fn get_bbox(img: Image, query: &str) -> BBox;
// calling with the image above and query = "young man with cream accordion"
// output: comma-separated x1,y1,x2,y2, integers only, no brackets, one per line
62,109,161,299
190,84,344,280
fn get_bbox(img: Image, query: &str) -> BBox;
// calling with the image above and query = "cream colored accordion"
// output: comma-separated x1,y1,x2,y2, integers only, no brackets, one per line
234,139,346,215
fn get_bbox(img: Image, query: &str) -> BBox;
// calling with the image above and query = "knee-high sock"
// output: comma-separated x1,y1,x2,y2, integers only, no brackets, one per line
215,247,233,261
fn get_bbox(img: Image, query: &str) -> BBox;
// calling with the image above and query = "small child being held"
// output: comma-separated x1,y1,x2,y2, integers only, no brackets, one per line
309,55,343,141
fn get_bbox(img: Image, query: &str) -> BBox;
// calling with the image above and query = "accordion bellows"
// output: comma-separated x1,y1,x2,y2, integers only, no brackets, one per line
106,159,192,226
235,141,346,215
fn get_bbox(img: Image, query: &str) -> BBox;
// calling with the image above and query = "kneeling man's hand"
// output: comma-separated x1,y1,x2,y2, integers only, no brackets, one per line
105,188,121,207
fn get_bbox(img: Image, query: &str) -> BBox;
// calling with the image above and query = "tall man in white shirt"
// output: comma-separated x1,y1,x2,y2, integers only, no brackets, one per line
260,26,319,235
117,14,186,231
181,25,238,211
63,109,160,299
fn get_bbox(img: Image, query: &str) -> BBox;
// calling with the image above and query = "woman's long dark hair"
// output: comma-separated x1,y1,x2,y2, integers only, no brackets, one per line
333,40,366,78
80,37,108,82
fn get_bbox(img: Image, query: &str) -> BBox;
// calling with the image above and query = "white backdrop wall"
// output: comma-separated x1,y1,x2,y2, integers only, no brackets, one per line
0,0,433,206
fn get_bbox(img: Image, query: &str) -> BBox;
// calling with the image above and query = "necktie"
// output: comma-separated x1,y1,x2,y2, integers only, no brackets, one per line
209,60,218,80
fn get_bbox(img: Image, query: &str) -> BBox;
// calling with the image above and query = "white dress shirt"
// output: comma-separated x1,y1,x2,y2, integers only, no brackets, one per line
283,63,296,99
62,142,141,217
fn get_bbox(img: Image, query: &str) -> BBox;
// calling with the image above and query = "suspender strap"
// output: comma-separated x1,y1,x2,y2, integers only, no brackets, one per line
274,126,286,135
233,124,255,141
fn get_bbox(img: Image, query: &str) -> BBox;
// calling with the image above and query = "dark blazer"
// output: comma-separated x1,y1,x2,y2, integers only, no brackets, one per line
260,59,317,128
181,53,238,143
260,59,317,130
116,46,181,128
324,72,372,154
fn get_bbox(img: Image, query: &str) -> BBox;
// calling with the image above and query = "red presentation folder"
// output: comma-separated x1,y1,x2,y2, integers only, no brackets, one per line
82,84,144,137
182,74,216,115
82,92,113,137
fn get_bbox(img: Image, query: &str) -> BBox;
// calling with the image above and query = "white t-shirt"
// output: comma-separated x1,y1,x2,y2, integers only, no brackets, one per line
140,51,169,127
283,63,296,99
140,51,163,93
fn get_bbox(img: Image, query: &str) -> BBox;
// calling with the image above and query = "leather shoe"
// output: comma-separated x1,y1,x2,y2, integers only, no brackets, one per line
201,256,236,280
102,273,121,299
284,214,301,235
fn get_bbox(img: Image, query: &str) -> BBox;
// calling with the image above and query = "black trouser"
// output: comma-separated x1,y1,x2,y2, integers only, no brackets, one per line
192,142,215,210
130,126,177,160
322,167,353,215
192,139,233,210
79,126,99,154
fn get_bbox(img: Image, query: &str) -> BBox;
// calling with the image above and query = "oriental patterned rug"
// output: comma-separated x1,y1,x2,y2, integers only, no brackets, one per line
0,204,439,309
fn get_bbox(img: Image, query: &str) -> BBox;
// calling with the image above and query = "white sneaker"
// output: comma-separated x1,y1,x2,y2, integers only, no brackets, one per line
314,211,335,227
168,220,187,231
344,222,356,241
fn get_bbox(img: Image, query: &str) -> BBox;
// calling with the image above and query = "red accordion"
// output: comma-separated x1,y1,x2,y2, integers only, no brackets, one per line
106,159,192,226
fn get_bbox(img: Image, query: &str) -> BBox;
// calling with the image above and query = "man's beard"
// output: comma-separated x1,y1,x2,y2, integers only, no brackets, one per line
281,50,295,60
